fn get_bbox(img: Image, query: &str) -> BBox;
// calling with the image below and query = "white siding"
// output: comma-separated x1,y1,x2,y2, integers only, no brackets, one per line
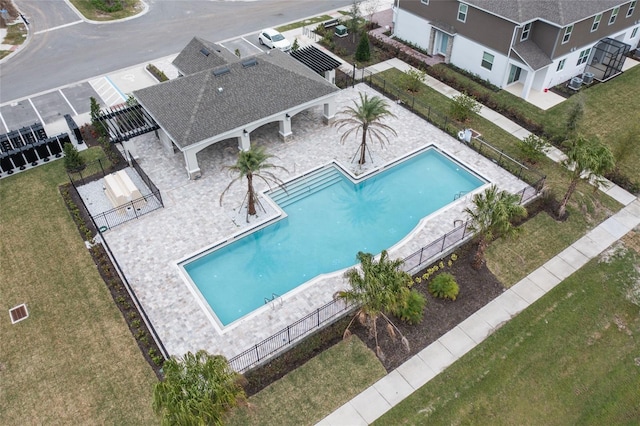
449,36,510,87
393,9,432,51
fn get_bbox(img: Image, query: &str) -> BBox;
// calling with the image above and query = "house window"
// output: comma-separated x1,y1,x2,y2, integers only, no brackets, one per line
458,3,468,22
627,1,636,17
521,23,531,41
632,26,639,38
577,48,591,65
591,14,602,32
556,58,566,71
481,52,494,70
562,25,573,43
609,6,620,24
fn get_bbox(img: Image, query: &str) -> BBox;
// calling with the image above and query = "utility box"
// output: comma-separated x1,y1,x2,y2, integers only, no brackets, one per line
335,25,348,38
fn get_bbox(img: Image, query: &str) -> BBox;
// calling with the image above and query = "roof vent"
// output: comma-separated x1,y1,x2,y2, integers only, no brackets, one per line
213,67,231,77
242,58,258,68
200,48,210,57
9,303,29,324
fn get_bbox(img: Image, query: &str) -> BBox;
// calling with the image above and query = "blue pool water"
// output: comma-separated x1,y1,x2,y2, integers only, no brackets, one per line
182,147,484,326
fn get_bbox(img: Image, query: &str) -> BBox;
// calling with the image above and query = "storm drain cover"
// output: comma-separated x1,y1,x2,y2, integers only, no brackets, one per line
9,304,28,324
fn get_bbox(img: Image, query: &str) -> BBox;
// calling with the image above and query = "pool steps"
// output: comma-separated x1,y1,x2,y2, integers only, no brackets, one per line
269,166,343,208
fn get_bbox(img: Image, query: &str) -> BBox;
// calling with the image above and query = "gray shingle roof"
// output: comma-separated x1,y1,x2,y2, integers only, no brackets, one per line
466,0,626,26
134,49,339,148
512,40,553,70
172,37,240,75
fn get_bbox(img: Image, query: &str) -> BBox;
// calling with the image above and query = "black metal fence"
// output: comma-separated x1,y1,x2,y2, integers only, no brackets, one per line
67,158,115,186
92,191,163,231
130,153,162,206
229,298,352,372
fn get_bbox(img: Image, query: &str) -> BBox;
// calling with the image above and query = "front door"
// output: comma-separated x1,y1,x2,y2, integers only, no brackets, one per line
508,64,522,84
434,31,449,56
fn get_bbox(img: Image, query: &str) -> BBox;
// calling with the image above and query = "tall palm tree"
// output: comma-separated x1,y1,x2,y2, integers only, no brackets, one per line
334,92,397,165
335,250,413,360
557,135,615,218
464,185,528,270
153,350,246,425
220,146,287,218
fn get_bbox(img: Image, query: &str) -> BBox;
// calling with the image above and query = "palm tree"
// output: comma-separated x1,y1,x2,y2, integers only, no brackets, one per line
557,135,615,218
464,185,528,270
220,146,287,219
153,350,246,425
334,92,397,165
334,250,413,360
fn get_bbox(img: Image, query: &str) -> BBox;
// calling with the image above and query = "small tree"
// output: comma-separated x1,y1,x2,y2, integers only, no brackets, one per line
347,0,362,42
355,31,371,62
291,38,300,52
220,147,288,219
401,68,426,93
565,95,584,136
557,135,615,218
333,92,397,165
90,96,108,137
518,134,551,164
153,351,246,425
449,93,481,122
464,185,527,269
335,251,420,360
63,143,86,172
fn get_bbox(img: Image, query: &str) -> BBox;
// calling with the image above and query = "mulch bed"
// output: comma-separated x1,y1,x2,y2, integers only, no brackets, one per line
348,243,504,372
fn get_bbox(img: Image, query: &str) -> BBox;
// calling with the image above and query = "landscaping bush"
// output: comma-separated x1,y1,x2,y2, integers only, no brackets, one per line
449,93,481,122
91,0,123,13
518,134,551,164
63,143,86,172
146,64,168,82
392,290,426,324
401,68,426,93
428,272,460,301
355,31,371,62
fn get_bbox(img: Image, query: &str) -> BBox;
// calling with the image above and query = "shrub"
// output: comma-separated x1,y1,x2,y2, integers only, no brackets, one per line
355,32,371,62
518,134,551,164
428,272,460,301
63,143,86,172
449,93,481,122
91,0,123,13
392,290,426,324
401,68,426,93
146,64,168,82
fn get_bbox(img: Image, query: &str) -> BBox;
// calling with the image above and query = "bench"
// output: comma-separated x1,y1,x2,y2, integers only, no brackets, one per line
323,18,339,29
104,170,146,213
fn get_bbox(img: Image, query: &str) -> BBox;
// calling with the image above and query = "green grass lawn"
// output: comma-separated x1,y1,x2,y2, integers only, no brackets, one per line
226,336,386,426
276,15,334,33
426,63,640,186
70,0,141,21
375,240,640,425
0,149,158,424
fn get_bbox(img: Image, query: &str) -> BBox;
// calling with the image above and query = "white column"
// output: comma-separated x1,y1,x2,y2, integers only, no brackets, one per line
183,149,201,180
121,139,137,163
323,99,336,125
324,69,336,85
238,132,251,151
279,117,292,141
520,70,535,100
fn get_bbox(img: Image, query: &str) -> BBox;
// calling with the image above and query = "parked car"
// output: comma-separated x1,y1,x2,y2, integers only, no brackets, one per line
258,28,291,52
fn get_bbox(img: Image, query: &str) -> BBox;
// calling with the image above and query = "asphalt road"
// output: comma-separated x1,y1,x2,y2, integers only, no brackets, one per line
1,0,351,103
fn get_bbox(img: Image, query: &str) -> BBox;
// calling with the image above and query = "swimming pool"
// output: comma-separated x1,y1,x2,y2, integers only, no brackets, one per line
180,147,485,326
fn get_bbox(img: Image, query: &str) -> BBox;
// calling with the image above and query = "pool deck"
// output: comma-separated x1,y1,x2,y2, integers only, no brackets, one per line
102,83,529,360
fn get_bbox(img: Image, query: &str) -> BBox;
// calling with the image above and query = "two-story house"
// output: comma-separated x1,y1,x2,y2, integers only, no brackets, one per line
393,0,640,100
